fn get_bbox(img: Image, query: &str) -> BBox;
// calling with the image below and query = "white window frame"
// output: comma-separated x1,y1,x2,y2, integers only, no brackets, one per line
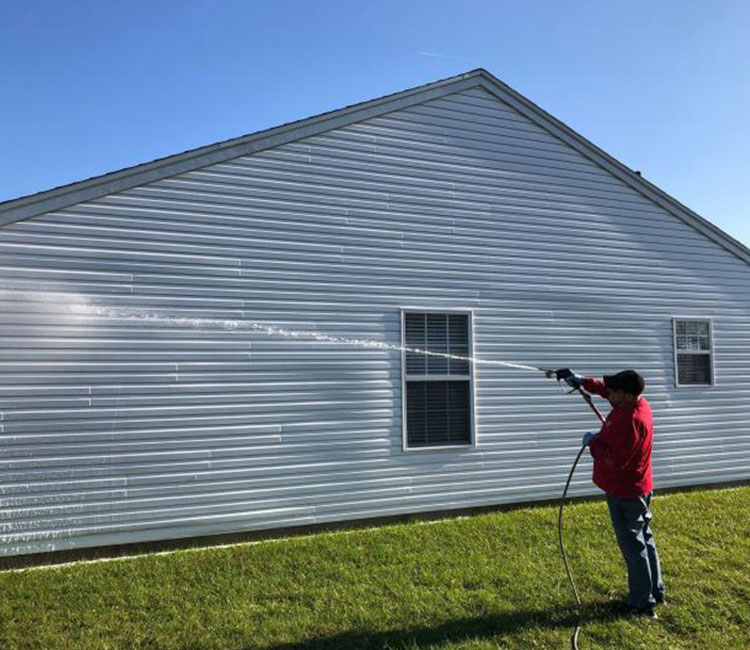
672,317,715,388
400,307,477,452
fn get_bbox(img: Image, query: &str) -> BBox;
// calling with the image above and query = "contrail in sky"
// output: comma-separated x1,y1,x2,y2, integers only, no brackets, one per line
417,51,460,59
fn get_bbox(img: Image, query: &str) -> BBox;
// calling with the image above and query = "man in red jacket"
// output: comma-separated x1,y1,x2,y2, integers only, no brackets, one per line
560,368,666,618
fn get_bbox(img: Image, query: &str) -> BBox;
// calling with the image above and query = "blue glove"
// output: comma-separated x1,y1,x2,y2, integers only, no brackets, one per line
567,373,584,389
582,432,597,447
555,368,584,389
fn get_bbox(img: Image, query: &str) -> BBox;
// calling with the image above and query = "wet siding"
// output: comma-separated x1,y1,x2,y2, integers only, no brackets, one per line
1,87,750,557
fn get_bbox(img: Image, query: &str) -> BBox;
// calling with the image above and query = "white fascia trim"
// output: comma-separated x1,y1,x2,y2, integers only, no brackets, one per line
0,74,482,227
474,75,750,268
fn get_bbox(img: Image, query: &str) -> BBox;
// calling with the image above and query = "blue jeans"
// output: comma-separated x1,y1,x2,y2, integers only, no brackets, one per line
606,492,666,608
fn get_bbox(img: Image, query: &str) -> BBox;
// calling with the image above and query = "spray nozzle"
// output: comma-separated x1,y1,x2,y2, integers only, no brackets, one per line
542,368,574,382
542,368,584,396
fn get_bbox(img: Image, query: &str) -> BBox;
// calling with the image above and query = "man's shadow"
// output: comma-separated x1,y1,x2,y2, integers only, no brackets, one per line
181,600,632,650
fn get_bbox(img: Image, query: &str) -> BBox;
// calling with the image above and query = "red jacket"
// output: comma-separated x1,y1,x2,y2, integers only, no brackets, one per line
583,377,654,499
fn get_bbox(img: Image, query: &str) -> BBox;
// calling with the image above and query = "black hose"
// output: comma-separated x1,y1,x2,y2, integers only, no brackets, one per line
558,443,588,650
545,379,605,648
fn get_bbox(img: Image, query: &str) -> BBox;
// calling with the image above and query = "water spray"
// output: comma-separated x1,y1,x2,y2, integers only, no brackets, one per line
56,297,555,373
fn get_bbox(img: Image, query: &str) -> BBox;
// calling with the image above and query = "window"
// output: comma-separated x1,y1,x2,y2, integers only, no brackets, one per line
673,318,714,386
401,310,474,449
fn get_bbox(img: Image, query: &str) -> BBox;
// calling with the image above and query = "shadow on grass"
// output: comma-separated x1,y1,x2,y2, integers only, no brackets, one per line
181,601,630,650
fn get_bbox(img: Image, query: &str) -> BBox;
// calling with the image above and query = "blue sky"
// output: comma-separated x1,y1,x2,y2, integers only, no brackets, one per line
1,1,749,246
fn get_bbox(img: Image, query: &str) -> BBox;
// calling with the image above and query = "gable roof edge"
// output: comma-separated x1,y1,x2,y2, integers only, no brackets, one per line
473,72,750,268
0,70,485,227
2,68,748,270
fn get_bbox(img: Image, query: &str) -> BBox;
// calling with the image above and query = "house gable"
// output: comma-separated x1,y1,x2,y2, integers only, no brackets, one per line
1,69,748,269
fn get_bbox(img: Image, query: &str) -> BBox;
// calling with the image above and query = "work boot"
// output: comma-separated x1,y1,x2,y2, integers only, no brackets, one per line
627,604,658,620
612,600,659,619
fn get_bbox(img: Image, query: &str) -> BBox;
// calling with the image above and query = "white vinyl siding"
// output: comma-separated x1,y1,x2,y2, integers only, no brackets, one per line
2,86,750,558
673,318,714,386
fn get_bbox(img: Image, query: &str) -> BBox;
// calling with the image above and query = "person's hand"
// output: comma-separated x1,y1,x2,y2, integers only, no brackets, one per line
582,432,597,447
555,368,584,389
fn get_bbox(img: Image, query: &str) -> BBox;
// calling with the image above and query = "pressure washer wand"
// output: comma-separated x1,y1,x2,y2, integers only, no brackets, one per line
541,368,605,423
542,368,605,424
574,386,605,424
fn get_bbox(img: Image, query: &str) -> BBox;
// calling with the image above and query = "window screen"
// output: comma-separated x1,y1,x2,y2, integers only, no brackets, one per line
674,319,713,385
403,312,472,448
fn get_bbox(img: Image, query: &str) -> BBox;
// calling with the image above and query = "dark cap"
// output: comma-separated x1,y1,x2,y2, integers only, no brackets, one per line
603,370,645,396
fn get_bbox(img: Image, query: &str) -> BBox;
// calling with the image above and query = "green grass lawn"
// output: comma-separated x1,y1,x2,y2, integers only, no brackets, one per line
2,485,749,650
